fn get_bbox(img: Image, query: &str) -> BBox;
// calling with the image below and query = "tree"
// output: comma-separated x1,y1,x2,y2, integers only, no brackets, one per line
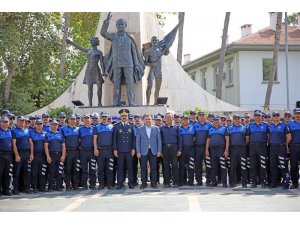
60,12,70,77
264,12,283,111
216,12,230,100
287,12,298,26
177,12,185,65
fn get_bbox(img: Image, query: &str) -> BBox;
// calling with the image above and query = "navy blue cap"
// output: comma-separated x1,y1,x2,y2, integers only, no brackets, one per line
254,109,262,116
221,116,226,119
8,113,15,119
35,119,43,124
42,113,49,118
68,114,76,119
208,112,214,117
1,117,9,122
91,112,99,119
35,115,41,120
119,109,129,116
0,110,10,116
83,114,91,118
233,114,240,119
101,113,108,117
75,114,81,118
198,111,205,115
29,116,36,120
174,113,181,118
128,113,134,119
112,116,121,122
181,115,189,119
294,108,300,113
157,113,164,118
134,114,140,119
240,115,245,119
213,115,221,120
155,116,163,120
189,110,196,115
58,112,66,117
264,112,271,117
272,111,280,116
17,115,26,121
284,111,292,116
50,120,58,125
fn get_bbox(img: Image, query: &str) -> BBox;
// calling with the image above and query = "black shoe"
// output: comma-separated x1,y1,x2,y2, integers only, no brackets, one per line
107,186,114,190
133,182,139,187
269,184,277,188
12,190,20,195
128,184,134,189
290,184,299,189
24,189,32,194
151,183,158,189
48,188,54,192
164,184,171,188
33,188,38,193
173,184,179,188
72,186,79,191
66,187,72,191
188,182,195,186
140,183,147,189
178,183,183,187
82,186,88,190
3,190,12,196
55,188,63,192
116,185,123,190
89,186,96,190
250,184,257,188
223,184,228,188
98,185,105,190
261,184,266,188
209,183,217,187
242,184,247,188
196,182,203,186
229,184,237,188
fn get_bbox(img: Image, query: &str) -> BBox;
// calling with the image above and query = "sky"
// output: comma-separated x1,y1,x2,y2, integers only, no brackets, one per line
163,11,272,61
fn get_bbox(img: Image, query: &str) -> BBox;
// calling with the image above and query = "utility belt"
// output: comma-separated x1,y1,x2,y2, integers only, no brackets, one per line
249,142,267,147
195,144,206,147
210,144,225,149
163,144,178,148
98,146,112,150
269,143,285,147
182,145,195,150
231,145,245,148
80,147,93,151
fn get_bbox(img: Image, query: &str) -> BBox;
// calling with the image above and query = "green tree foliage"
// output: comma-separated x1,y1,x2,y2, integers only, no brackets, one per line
0,12,100,115
156,12,177,28
47,105,73,119
182,107,208,116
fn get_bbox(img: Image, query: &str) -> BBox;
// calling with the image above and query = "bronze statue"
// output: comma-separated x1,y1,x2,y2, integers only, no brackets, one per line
66,37,104,107
101,12,145,106
143,19,183,105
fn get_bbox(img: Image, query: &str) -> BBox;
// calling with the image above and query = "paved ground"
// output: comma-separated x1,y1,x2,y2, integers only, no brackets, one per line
0,183,299,212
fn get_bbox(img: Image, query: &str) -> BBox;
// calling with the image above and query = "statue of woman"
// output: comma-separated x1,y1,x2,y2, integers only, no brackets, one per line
66,36,104,107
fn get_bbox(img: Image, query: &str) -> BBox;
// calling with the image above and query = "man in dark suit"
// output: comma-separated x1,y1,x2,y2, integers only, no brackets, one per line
136,114,162,189
113,109,136,189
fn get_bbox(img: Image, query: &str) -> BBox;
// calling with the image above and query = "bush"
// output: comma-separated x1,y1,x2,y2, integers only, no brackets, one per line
182,106,208,116
47,106,73,119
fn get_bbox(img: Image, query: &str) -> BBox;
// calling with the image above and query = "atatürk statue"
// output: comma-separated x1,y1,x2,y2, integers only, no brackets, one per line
101,12,145,106
66,37,104,107
143,19,183,105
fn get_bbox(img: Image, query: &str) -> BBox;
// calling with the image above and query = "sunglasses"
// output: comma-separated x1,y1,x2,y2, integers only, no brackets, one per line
245,116,250,118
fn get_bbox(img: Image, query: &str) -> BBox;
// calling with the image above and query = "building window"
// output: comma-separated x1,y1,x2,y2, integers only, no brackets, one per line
227,61,233,84
263,58,278,81
189,71,196,81
213,66,219,89
201,70,207,90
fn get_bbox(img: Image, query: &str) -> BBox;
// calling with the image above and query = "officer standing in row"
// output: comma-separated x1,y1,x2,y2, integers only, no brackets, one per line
189,110,197,126
58,112,67,131
284,112,292,124
268,111,291,188
93,113,114,190
174,113,181,126
205,115,229,188
287,108,300,189
160,112,182,188
132,114,142,186
227,115,249,188
113,109,136,189
247,109,269,188
154,115,164,184
179,115,195,186
62,114,80,191
45,120,66,192
194,111,212,186
42,113,51,133
29,120,47,192
79,114,97,190
12,116,32,194
0,117,13,196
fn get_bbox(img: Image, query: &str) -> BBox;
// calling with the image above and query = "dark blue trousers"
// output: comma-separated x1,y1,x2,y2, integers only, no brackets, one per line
31,153,47,190
65,149,80,188
13,150,30,192
269,144,288,185
249,143,267,185
229,146,247,185
80,149,96,188
210,145,227,185
48,151,64,190
117,152,134,185
96,147,114,186
179,146,195,184
141,149,157,184
290,144,300,185
0,152,13,192
195,144,205,184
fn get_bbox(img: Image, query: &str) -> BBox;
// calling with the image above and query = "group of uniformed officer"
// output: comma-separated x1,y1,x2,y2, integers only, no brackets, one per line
0,107,299,196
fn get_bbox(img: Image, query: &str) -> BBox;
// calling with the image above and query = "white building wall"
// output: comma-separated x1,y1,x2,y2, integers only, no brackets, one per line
239,51,300,110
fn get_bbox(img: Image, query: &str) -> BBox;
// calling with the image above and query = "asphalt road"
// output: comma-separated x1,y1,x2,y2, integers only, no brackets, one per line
0,184,299,212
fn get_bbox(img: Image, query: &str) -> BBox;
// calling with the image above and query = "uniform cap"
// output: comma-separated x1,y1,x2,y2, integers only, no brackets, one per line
1,117,9,122
8,113,15,120
254,109,262,116
58,112,66,117
35,119,43,124
208,112,214,117
101,113,108,117
134,114,140,119
42,113,49,118
83,114,91,118
284,111,292,116
198,111,205,115
155,116,163,120
91,112,99,119
68,114,76,119
17,115,26,121
75,114,81,118
233,114,240,119
272,111,280,117
119,109,129,116
50,120,58,125
294,108,300,113
174,113,181,118
181,115,189,120
189,110,196,115
128,113,134,119
213,115,221,120
29,116,36,120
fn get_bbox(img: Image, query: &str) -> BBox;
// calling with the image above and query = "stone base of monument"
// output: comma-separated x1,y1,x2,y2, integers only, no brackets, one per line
72,105,168,117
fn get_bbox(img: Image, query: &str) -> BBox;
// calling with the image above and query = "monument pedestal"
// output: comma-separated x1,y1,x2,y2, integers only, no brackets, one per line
72,105,168,117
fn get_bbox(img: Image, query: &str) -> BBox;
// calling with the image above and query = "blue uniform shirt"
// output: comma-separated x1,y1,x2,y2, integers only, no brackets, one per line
79,125,94,149
269,122,290,144
93,123,114,147
247,122,269,143
42,125,51,133
62,125,80,148
30,130,46,153
228,125,247,146
287,121,300,144
0,128,12,152
194,121,212,145
208,126,228,146
45,131,65,152
12,127,30,150
179,125,195,147
160,124,182,151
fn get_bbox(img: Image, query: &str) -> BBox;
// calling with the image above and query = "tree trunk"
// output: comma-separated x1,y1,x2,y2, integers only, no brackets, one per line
177,12,185,65
3,62,15,107
264,12,282,111
60,12,70,77
216,12,230,100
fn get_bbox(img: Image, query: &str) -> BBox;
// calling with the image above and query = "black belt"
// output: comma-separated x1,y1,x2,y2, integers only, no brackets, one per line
163,144,178,147
18,149,29,152
249,142,267,146
231,145,245,148
49,151,62,154
34,152,45,156
290,143,300,147
81,147,93,151
0,151,12,154
196,144,206,147
269,143,285,147
210,145,225,149
66,147,78,151
183,145,195,149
